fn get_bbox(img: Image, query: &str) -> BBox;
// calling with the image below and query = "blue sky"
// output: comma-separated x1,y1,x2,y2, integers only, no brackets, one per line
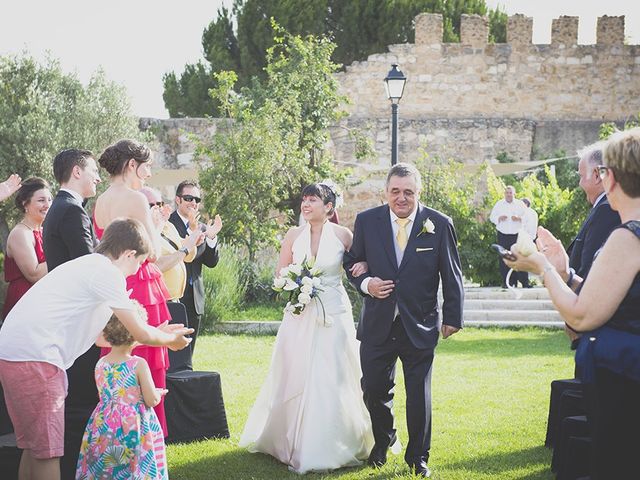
1,0,637,118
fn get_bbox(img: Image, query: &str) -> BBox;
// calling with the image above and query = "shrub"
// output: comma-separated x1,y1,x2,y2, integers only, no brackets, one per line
201,246,248,329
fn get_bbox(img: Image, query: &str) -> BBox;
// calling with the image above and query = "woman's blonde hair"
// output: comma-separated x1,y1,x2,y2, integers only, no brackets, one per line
604,127,640,198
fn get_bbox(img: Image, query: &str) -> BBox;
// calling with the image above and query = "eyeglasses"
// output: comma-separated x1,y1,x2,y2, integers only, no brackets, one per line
148,201,164,208
596,165,611,180
179,194,201,204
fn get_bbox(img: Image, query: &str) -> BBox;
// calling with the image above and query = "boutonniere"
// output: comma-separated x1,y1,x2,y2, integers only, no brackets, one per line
418,218,436,236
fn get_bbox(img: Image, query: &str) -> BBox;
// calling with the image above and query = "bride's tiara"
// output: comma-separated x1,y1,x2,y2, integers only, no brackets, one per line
319,179,344,209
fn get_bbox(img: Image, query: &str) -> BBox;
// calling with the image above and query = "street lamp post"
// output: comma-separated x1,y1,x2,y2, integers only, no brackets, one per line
384,64,407,165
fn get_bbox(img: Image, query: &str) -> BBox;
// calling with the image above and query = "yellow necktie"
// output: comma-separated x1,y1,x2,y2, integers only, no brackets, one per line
396,218,410,251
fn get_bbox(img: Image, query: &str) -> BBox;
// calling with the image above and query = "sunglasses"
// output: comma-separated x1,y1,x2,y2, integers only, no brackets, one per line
149,201,165,208
179,194,201,204
596,165,611,180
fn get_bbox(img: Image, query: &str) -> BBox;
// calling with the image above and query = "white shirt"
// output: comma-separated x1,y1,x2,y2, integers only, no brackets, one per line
360,206,418,297
522,207,539,239
490,199,526,235
59,187,84,204
0,254,134,370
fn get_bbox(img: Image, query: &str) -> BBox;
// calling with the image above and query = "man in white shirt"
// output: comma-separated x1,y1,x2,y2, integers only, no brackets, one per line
489,186,526,288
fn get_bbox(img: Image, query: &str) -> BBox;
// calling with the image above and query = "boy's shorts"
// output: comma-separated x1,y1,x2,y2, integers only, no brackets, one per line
0,360,67,459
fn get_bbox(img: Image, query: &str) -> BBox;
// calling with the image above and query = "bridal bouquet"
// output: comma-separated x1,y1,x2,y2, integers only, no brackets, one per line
273,257,323,315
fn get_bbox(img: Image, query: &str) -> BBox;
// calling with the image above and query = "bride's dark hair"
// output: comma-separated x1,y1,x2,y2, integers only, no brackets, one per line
301,183,336,216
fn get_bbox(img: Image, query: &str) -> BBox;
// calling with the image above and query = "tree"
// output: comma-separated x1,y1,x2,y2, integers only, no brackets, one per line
164,0,507,117
0,53,140,249
196,27,348,261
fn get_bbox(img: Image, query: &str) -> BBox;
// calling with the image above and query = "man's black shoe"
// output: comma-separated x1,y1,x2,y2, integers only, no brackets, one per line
408,460,432,478
367,433,397,468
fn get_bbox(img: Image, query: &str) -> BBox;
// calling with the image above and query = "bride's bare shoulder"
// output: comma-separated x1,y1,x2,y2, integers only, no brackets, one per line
283,225,306,242
331,224,353,247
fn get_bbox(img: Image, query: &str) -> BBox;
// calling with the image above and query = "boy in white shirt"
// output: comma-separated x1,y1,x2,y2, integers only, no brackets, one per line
0,218,192,480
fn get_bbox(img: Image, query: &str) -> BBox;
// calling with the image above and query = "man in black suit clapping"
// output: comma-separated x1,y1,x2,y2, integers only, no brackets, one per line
169,180,222,367
42,148,101,480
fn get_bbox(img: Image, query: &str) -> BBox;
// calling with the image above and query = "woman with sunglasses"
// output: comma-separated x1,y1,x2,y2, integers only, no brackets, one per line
505,127,640,479
93,139,173,437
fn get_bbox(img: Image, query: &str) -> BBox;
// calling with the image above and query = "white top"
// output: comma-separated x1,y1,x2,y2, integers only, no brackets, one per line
0,254,133,370
522,207,539,239
489,199,526,235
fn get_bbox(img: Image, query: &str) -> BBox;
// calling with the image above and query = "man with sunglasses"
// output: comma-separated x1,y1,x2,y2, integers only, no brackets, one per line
169,180,222,367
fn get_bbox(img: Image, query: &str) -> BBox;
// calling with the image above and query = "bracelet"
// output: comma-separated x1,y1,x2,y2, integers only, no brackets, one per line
566,268,575,288
179,246,189,255
541,264,555,282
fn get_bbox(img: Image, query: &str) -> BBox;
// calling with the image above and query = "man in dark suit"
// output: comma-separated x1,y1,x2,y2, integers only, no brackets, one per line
567,142,621,284
42,148,101,480
344,163,464,477
169,180,221,367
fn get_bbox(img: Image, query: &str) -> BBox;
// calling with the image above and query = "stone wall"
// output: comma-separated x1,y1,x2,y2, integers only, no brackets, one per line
142,13,640,225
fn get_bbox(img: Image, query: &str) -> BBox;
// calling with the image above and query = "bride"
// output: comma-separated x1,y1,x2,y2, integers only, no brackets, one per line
240,182,374,473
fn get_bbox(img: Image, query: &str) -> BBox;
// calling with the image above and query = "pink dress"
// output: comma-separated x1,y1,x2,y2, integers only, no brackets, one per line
75,356,167,479
94,220,171,436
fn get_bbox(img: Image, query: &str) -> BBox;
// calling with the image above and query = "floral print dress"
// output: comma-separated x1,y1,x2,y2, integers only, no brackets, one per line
76,356,167,480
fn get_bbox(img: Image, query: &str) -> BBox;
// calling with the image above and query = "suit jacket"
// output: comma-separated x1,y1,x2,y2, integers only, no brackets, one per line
567,195,620,279
169,211,219,314
42,190,97,271
344,203,464,350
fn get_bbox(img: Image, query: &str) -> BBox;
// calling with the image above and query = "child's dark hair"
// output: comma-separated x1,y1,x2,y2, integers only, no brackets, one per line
95,218,151,259
103,301,147,346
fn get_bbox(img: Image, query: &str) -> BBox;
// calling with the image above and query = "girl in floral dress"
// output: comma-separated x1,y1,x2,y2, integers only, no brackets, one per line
76,309,168,480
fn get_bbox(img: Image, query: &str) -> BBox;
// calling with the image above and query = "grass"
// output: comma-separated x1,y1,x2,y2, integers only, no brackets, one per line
167,328,573,480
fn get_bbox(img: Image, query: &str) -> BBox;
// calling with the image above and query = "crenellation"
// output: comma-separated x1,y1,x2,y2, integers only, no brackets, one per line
415,13,443,45
551,16,578,47
597,15,625,45
460,14,489,48
507,14,533,48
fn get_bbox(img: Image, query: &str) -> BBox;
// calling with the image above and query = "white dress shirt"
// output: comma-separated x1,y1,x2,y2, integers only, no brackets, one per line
522,207,539,239
489,199,526,235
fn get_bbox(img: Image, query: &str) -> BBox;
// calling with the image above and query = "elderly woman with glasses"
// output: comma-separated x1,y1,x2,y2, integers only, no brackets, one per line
505,127,640,479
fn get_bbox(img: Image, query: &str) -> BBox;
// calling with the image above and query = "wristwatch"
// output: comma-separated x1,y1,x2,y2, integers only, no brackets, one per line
179,246,189,256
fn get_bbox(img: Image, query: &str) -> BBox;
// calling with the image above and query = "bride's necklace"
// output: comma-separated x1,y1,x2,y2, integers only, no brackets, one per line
20,219,40,231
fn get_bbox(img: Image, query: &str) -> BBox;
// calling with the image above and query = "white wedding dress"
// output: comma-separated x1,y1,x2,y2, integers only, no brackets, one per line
240,222,374,474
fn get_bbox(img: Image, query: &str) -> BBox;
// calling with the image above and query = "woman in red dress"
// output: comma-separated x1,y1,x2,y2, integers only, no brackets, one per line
2,177,52,318
93,139,172,435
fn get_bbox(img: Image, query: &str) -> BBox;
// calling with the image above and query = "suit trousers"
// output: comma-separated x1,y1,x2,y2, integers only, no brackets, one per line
497,232,518,287
180,286,201,368
360,319,434,464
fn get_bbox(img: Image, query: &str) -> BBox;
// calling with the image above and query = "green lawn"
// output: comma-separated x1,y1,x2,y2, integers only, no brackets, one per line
167,328,573,480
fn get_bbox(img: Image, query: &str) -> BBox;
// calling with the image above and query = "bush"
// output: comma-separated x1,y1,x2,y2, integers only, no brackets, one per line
201,246,248,329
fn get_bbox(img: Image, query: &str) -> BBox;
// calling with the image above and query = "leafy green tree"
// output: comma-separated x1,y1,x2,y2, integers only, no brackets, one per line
164,0,507,117
197,28,348,261
0,53,140,249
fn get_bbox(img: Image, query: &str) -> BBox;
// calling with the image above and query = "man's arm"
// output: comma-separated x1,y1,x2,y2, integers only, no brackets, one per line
439,218,464,331
61,204,95,258
343,214,370,295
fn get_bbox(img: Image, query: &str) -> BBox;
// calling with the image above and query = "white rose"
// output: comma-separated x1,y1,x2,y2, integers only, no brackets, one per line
283,278,299,291
298,292,312,304
273,277,286,289
289,263,302,276
312,277,322,288
301,276,313,286
424,218,436,234
300,284,313,295
279,266,290,277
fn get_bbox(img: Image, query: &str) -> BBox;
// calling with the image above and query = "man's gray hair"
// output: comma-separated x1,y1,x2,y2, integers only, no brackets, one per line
578,141,605,179
386,162,422,191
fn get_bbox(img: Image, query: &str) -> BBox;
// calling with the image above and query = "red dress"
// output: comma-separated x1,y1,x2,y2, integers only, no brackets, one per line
2,230,45,318
94,220,172,436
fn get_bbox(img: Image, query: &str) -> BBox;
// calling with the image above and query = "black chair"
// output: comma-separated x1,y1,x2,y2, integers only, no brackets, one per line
546,378,584,448
552,415,590,478
164,301,230,443
167,302,192,373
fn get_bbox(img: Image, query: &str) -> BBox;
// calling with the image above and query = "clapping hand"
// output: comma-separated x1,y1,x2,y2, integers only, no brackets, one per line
157,321,194,351
0,174,21,202
535,226,569,277
187,209,201,232
204,214,223,239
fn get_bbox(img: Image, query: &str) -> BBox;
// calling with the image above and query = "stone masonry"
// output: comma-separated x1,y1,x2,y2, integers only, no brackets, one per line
144,13,640,225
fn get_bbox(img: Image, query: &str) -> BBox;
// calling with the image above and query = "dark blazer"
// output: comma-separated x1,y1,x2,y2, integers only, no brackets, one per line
168,211,219,314
42,190,97,271
344,203,464,350
567,195,620,279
